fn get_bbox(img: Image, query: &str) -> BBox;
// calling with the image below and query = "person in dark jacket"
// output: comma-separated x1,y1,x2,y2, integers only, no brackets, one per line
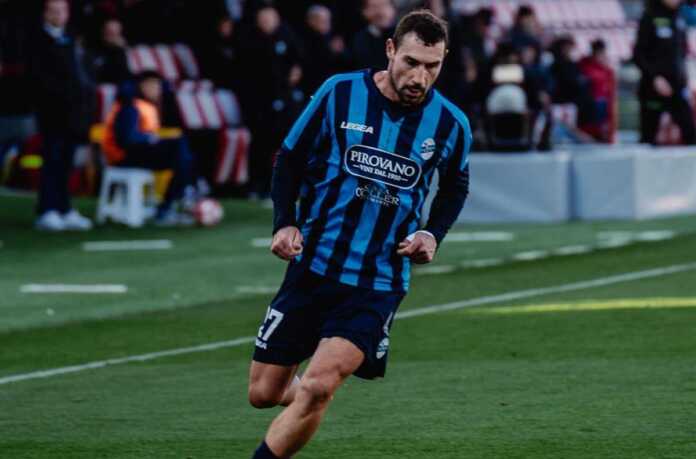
102,71,197,226
549,36,596,127
91,18,132,84
30,0,94,231
634,0,695,144
197,15,242,90
350,0,396,70
300,4,348,94
237,2,305,199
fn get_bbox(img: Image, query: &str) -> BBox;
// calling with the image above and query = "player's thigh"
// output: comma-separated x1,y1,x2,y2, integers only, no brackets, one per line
248,361,298,403
302,337,365,396
249,361,298,391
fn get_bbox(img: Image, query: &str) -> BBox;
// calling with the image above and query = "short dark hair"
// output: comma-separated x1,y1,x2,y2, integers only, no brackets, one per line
393,9,449,49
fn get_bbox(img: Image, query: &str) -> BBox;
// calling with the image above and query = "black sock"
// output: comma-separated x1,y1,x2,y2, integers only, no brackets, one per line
252,440,281,459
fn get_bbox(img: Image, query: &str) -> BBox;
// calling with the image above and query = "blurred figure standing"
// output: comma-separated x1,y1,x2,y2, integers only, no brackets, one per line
198,15,241,90
634,0,695,145
351,0,396,69
300,4,347,94
507,5,543,55
238,2,304,199
91,18,131,84
30,0,94,231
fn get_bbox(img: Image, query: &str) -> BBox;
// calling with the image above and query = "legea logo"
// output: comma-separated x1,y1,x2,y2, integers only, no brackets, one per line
340,121,374,134
344,144,422,189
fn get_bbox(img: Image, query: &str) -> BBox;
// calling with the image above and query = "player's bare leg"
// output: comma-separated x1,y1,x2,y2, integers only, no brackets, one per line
257,337,364,458
248,362,299,408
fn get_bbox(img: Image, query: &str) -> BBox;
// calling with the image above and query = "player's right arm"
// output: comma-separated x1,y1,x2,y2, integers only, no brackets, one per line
270,78,334,260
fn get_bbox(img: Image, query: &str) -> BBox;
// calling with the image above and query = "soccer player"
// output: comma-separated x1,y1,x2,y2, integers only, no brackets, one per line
249,10,471,459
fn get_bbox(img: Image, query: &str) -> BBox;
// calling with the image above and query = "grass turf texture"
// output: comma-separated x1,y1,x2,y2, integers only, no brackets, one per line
1,194,696,458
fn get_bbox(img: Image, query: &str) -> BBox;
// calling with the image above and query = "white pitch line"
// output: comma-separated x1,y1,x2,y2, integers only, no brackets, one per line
0,337,255,385
445,232,515,242
3,261,696,386
83,240,173,252
396,262,696,319
20,284,128,294
251,238,273,248
413,265,456,276
460,258,504,268
512,250,549,261
554,245,592,256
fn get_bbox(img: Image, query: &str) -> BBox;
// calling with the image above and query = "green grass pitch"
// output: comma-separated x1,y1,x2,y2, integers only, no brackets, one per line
1,195,696,458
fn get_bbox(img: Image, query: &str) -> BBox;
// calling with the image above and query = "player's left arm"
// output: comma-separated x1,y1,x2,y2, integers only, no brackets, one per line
398,122,471,264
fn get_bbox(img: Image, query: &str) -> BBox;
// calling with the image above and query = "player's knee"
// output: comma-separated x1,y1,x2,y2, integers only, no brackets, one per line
298,375,334,409
248,384,283,409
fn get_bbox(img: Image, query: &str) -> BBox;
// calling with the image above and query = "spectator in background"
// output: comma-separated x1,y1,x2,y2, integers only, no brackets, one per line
579,39,617,142
507,5,542,56
238,2,305,199
460,7,494,79
300,5,347,94
351,0,396,69
549,36,596,128
634,0,695,145
0,1,37,149
102,71,197,226
91,18,131,84
198,15,241,90
30,0,94,231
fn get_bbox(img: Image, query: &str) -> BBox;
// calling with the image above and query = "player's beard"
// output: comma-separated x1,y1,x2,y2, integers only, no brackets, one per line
389,70,427,107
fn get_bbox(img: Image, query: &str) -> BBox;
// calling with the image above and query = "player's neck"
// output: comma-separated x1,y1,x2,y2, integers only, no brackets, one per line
373,70,401,104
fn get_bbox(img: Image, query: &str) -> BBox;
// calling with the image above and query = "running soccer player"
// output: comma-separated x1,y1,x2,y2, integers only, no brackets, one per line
249,10,471,459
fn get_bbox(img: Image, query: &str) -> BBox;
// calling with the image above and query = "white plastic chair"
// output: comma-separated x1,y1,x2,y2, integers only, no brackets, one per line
96,167,157,227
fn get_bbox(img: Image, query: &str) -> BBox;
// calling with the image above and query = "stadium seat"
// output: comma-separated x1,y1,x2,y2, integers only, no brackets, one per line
96,167,157,227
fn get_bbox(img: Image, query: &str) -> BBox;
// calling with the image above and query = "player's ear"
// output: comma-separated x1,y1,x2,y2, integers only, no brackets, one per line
386,38,396,60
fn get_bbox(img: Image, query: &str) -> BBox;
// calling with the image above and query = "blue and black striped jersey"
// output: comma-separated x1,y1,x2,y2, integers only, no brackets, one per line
273,69,471,292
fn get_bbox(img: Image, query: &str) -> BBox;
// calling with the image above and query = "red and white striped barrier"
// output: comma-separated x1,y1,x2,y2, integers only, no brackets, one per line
176,89,242,130
127,43,200,81
96,84,118,122
96,83,243,129
216,128,250,185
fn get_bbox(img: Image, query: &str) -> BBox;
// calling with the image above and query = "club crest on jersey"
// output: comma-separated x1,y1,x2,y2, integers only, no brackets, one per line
420,138,436,160
345,144,422,189
340,121,374,134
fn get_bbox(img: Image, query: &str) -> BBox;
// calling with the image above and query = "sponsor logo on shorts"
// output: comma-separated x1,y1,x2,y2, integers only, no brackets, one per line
420,138,436,160
255,339,268,349
345,144,422,189
376,337,390,359
355,184,400,207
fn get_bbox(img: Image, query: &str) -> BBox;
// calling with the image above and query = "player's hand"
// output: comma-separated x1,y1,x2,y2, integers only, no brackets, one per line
654,76,673,97
271,226,304,261
397,231,437,264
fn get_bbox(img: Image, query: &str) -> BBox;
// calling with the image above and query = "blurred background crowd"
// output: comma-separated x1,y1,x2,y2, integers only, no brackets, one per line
1,0,695,229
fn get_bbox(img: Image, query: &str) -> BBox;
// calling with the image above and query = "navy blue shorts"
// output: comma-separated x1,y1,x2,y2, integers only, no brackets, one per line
252,263,405,379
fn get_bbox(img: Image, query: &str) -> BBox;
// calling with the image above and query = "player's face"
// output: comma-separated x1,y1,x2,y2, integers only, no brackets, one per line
386,32,446,107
